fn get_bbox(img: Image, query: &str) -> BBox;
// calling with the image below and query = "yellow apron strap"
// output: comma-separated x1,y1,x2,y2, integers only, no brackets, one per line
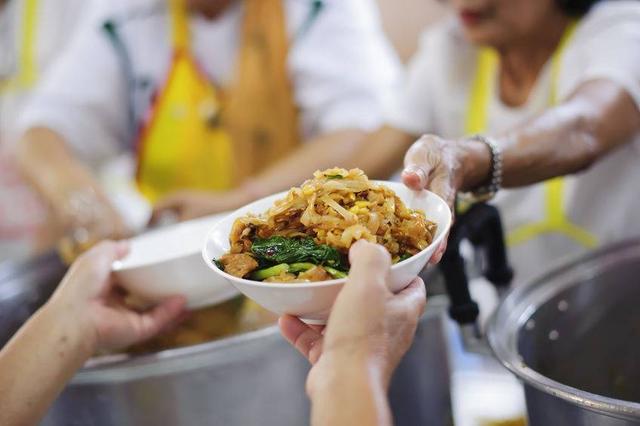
169,0,189,53
466,20,597,249
224,0,301,182
0,0,39,92
465,48,498,135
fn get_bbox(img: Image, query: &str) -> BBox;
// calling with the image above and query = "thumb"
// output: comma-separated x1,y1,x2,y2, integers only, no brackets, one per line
347,240,392,293
59,240,130,300
77,240,129,284
402,135,440,191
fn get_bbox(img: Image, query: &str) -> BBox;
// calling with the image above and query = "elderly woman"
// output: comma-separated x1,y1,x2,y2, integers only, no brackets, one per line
172,0,640,283
353,0,640,283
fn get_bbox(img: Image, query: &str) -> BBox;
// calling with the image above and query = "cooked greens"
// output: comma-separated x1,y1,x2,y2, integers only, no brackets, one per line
250,263,290,281
216,236,414,282
250,237,348,271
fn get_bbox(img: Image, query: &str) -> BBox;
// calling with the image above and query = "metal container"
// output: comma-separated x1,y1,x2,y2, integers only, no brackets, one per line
489,239,640,425
0,254,452,426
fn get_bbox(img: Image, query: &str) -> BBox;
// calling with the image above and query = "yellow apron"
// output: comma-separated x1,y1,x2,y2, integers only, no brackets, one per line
136,0,300,202
0,0,39,93
465,20,598,250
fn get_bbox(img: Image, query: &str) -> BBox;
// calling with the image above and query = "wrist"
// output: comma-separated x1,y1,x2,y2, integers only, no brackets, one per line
42,297,98,360
458,138,493,192
310,348,388,397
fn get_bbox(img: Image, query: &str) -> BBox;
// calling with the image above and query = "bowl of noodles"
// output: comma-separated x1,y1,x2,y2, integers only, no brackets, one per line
202,168,452,323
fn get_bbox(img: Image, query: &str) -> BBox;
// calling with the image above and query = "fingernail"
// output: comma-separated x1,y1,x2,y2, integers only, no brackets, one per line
404,165,428,187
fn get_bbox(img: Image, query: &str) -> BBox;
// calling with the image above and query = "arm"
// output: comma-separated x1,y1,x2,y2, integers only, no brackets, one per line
151,126,415,222
16,127,127,258
247,126,416,195
0,297,94,426
280,241,426,426
0,242,185,426
403,80,640,200
308,350,391,426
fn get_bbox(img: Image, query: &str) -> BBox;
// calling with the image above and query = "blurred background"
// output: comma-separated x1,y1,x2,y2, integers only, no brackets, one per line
1,0,639,425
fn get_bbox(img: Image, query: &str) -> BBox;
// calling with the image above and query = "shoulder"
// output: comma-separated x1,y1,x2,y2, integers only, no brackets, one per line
566,0,640,62
574,0,640,40
581,0,640,24
560,1,640,105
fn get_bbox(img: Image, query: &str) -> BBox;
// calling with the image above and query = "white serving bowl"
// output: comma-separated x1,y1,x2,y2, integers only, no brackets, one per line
113,214,239,310
202,182,452,324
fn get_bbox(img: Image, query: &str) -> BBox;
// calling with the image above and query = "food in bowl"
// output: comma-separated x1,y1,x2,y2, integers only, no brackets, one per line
214,168,437,283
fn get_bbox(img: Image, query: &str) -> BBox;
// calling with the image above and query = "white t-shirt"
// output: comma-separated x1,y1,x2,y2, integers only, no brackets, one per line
19,0,402,169
386,1,640,284
0,0,93,261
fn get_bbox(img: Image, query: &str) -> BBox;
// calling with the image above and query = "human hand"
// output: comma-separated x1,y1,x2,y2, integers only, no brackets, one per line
279,241,426,395
55,188,130,263
150,189,253,224
401,134,465,208
48,241,186,353
401,134,491,263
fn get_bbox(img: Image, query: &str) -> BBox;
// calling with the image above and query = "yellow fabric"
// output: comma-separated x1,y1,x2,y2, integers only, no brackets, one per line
466,21,597,249
224,0,301,181
136,0,300,201
0,0,39,93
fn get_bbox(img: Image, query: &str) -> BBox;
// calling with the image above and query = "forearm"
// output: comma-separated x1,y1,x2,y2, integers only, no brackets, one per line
309,354,391,426
460,80,640,190
246,126,415,197
0,302,94,426
16,127,106,207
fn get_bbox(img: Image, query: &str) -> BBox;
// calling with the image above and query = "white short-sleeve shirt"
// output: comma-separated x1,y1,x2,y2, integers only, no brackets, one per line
386,1,640,284
19,0,402,168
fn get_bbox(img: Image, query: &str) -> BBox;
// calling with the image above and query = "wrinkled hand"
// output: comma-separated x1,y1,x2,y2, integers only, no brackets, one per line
401,134,465,208
279,241,426,394
150,189,252,224
401,134,469,263
56,188,130,262
49,241,186,352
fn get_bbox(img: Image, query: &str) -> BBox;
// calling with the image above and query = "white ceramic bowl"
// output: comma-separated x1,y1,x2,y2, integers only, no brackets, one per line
202,182,452,324
113,214,239,309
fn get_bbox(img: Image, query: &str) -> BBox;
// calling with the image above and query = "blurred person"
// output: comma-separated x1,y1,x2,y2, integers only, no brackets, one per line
0,240,425,426
15,0,400,255
277,0,640,284
0,0,95,260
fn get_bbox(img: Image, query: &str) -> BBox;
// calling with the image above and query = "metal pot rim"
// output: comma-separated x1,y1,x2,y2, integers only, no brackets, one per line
75,325,284,384
488,239,640,420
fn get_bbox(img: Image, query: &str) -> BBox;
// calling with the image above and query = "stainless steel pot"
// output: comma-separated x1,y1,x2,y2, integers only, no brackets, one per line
0,253,453,426
489,239,640,425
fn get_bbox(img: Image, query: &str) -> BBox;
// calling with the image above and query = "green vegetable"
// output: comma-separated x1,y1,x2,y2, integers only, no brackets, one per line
398,253,413,263
324,266,347,279
251,237,348,270
325,174,344,180
213,259,224,270
250,263,290,281
289,263,316,273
